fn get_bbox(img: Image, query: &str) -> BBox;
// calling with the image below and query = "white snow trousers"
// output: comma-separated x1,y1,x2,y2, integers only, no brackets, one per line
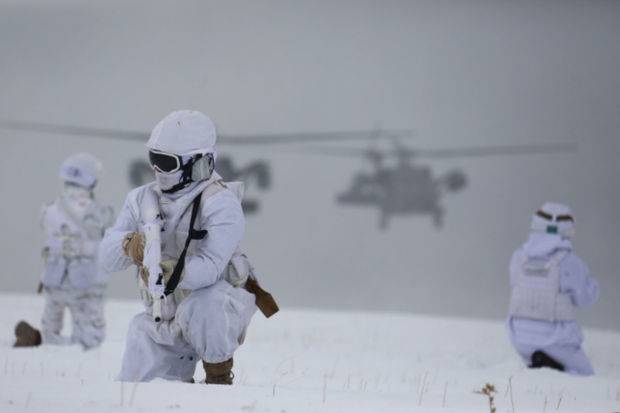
118,280,257,382
511,340,594,376
508,318,594,376
41,281,106,350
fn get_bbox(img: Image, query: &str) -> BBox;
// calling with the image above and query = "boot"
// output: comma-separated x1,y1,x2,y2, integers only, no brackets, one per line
530,350,564,372
203,358,234,385
14,321,42,348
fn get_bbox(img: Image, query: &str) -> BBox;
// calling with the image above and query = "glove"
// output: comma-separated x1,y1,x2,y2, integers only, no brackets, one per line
37,282,43,295
139,266,163,298
139,266,149,286
160,260,178,283
122,232,145,264
227,253,251,287
139,260,178,291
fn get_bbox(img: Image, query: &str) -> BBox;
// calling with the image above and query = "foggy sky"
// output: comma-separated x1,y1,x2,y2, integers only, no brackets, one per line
1,0,619,330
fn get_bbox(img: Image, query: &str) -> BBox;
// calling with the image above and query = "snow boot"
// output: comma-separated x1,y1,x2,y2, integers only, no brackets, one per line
13,321,42,348
530,350,564,372
203,358,233,385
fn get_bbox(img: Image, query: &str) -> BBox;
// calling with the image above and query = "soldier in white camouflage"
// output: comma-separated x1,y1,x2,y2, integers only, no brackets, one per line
14,153,114,350
507,202,599,375
99,110,278,384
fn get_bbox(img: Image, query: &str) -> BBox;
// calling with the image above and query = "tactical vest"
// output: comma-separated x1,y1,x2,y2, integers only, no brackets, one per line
41,197,111,289
509,251,576,322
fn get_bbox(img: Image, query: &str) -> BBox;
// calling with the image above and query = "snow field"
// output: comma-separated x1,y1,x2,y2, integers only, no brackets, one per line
0,293,619,412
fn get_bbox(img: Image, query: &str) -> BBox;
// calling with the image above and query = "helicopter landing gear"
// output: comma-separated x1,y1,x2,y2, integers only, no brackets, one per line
432,207,444,229
379,211,390,231
241,199,261,214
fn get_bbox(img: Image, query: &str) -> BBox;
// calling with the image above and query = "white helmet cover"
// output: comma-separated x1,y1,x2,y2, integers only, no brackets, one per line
59,152,102,188
530,202,575,238
146,110,217,155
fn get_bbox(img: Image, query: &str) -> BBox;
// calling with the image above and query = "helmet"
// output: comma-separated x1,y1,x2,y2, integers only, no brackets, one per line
59,153,102,189
146,110,216,193
147,110,216,154
530,202,575,239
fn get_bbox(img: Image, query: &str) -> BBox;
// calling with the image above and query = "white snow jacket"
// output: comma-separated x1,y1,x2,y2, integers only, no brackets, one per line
41,195,113,290
99,173,245,295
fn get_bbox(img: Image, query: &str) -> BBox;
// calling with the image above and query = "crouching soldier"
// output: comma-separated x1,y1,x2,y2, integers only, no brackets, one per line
507,202,599,375
14,153,114,350
99,110,277,384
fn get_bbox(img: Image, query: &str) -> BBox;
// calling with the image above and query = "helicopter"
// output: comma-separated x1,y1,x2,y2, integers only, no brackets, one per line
1,119,412,214
304,139,577,230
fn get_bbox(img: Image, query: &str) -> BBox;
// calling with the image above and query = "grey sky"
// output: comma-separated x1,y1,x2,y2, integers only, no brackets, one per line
1,0,618,329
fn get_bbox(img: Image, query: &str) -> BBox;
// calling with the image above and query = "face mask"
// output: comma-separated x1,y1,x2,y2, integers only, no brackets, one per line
155,170,184,191
63,183,92,200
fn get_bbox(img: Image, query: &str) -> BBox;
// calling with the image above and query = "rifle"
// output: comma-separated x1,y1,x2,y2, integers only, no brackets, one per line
141,190,165,322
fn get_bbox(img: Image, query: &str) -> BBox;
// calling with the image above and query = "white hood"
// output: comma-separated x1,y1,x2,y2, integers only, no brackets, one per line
59,153,102,188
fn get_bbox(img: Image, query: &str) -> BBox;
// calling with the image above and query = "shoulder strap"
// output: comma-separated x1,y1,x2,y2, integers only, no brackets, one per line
201,179,227,202
164,194,207,295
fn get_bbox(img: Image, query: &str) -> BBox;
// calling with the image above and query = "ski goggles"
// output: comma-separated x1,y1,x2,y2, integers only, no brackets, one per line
149,150,183,173
149,149,211,173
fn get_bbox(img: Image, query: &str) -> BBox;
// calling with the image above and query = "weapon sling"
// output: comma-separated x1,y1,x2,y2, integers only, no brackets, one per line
164,195,206,296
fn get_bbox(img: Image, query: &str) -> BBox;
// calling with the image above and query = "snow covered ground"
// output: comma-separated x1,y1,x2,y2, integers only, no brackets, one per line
0,293,619,412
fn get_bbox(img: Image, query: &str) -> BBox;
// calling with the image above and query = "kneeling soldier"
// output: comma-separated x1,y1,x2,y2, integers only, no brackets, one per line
99,110,277,383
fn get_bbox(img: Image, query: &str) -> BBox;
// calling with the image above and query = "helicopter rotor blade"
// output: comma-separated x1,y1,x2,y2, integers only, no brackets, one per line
0,120,147,142
292,145,390,166
294,141,577,160
7,119,568,158
0,119,413,146
292,146,376,158
218,130,413,145
414,142,578,159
